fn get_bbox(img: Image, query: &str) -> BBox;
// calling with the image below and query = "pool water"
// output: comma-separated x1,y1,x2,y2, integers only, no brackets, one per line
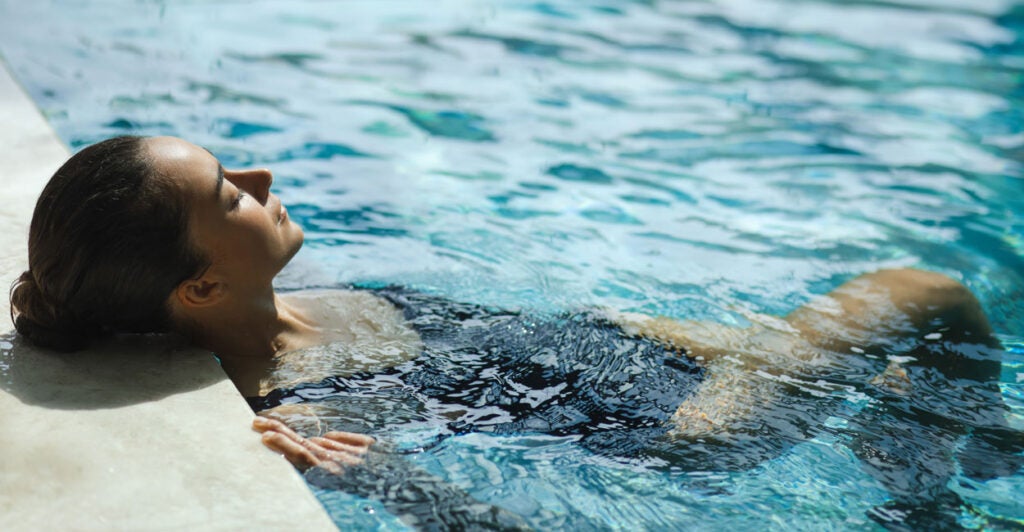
2,0,1022,529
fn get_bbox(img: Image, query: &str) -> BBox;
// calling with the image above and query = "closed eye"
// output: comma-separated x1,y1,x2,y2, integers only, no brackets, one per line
230,191,247,210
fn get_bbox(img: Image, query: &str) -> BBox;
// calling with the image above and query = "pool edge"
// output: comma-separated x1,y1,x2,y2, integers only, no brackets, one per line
0,58,338,532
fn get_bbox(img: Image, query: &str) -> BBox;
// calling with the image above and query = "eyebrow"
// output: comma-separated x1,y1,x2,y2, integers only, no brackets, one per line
214,164,225,199
203,147,225,199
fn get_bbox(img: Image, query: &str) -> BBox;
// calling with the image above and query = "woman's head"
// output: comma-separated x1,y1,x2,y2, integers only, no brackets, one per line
146,136,304,302
10,136,303,351
10,136,207,350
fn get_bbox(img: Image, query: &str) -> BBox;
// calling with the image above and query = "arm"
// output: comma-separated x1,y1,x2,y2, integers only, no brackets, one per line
615,269,1008,457
609,269,995,366
605,308,793,366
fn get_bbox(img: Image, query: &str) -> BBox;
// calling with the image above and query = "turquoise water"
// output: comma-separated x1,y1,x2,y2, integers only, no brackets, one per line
1,0,1022,529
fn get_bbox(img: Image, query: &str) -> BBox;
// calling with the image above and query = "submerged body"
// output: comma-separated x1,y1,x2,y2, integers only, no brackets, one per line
252,286,706,460
248,272,1021,528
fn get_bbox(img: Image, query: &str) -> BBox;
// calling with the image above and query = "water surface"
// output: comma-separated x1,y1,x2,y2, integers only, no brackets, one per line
1,0,1022,529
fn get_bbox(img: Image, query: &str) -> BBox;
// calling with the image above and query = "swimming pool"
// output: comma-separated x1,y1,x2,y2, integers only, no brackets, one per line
1,0,1021,528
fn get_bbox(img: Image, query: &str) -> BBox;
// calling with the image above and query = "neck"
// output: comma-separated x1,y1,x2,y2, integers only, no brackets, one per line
187,286,318,396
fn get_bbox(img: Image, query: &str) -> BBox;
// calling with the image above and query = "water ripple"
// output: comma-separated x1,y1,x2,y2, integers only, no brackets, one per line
2,0,1023,528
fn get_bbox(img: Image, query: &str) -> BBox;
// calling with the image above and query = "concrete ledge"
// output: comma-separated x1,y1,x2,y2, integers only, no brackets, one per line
0,59,336,531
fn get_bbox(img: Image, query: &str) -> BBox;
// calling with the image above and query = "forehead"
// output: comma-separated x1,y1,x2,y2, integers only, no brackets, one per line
144,136,219,197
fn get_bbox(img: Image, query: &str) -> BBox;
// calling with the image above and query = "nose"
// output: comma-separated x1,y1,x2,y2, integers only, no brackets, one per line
226,168,273,204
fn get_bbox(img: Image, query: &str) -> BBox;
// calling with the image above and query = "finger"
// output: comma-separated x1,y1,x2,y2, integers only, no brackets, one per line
261,431,320,470
252,417,306,444
317,461,345,476
254,417,374,448
322,431,375,447
252,416,286,433
303,439,363,466
309,436,368,455
320,450,363,466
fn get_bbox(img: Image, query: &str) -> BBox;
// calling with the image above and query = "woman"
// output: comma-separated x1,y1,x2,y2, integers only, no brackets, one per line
11,136,1020,527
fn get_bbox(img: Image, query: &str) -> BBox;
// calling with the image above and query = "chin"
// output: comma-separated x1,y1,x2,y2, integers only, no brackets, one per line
287,227,305,259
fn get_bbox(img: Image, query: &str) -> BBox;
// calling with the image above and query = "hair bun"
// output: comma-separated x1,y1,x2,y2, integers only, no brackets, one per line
10,270,93,352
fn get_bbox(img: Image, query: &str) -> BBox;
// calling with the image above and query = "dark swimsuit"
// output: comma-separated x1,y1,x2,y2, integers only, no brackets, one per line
250,287,704,459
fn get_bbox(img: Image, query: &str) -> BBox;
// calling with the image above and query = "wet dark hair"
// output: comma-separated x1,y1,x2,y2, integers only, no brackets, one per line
9,136,209,351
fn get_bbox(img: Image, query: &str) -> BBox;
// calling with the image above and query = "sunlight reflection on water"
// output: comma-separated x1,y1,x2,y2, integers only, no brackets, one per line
1,0,1022,529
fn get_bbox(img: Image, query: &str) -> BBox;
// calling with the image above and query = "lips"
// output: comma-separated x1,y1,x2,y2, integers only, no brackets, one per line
271,195,287,225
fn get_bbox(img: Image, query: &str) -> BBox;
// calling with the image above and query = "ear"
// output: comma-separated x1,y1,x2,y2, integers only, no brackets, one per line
174,277,227,310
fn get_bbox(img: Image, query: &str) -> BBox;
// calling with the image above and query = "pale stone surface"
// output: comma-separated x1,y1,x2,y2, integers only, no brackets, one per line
0,60,337,531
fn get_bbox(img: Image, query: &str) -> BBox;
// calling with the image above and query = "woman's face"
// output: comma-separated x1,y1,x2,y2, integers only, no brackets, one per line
145,136,304,289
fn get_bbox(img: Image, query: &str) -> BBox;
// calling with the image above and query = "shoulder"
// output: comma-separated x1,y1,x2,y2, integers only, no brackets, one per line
268,288,424,389
281,288,410,330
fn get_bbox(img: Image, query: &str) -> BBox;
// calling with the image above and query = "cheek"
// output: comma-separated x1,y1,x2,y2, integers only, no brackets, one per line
237,214,285,256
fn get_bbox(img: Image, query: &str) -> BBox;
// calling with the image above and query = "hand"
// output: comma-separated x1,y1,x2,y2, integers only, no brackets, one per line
252,416,374,475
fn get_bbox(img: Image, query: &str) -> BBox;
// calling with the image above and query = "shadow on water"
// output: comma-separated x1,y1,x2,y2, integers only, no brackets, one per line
0,332,226,410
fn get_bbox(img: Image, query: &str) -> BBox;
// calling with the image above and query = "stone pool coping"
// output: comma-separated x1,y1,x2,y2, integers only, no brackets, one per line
0,59,337,531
